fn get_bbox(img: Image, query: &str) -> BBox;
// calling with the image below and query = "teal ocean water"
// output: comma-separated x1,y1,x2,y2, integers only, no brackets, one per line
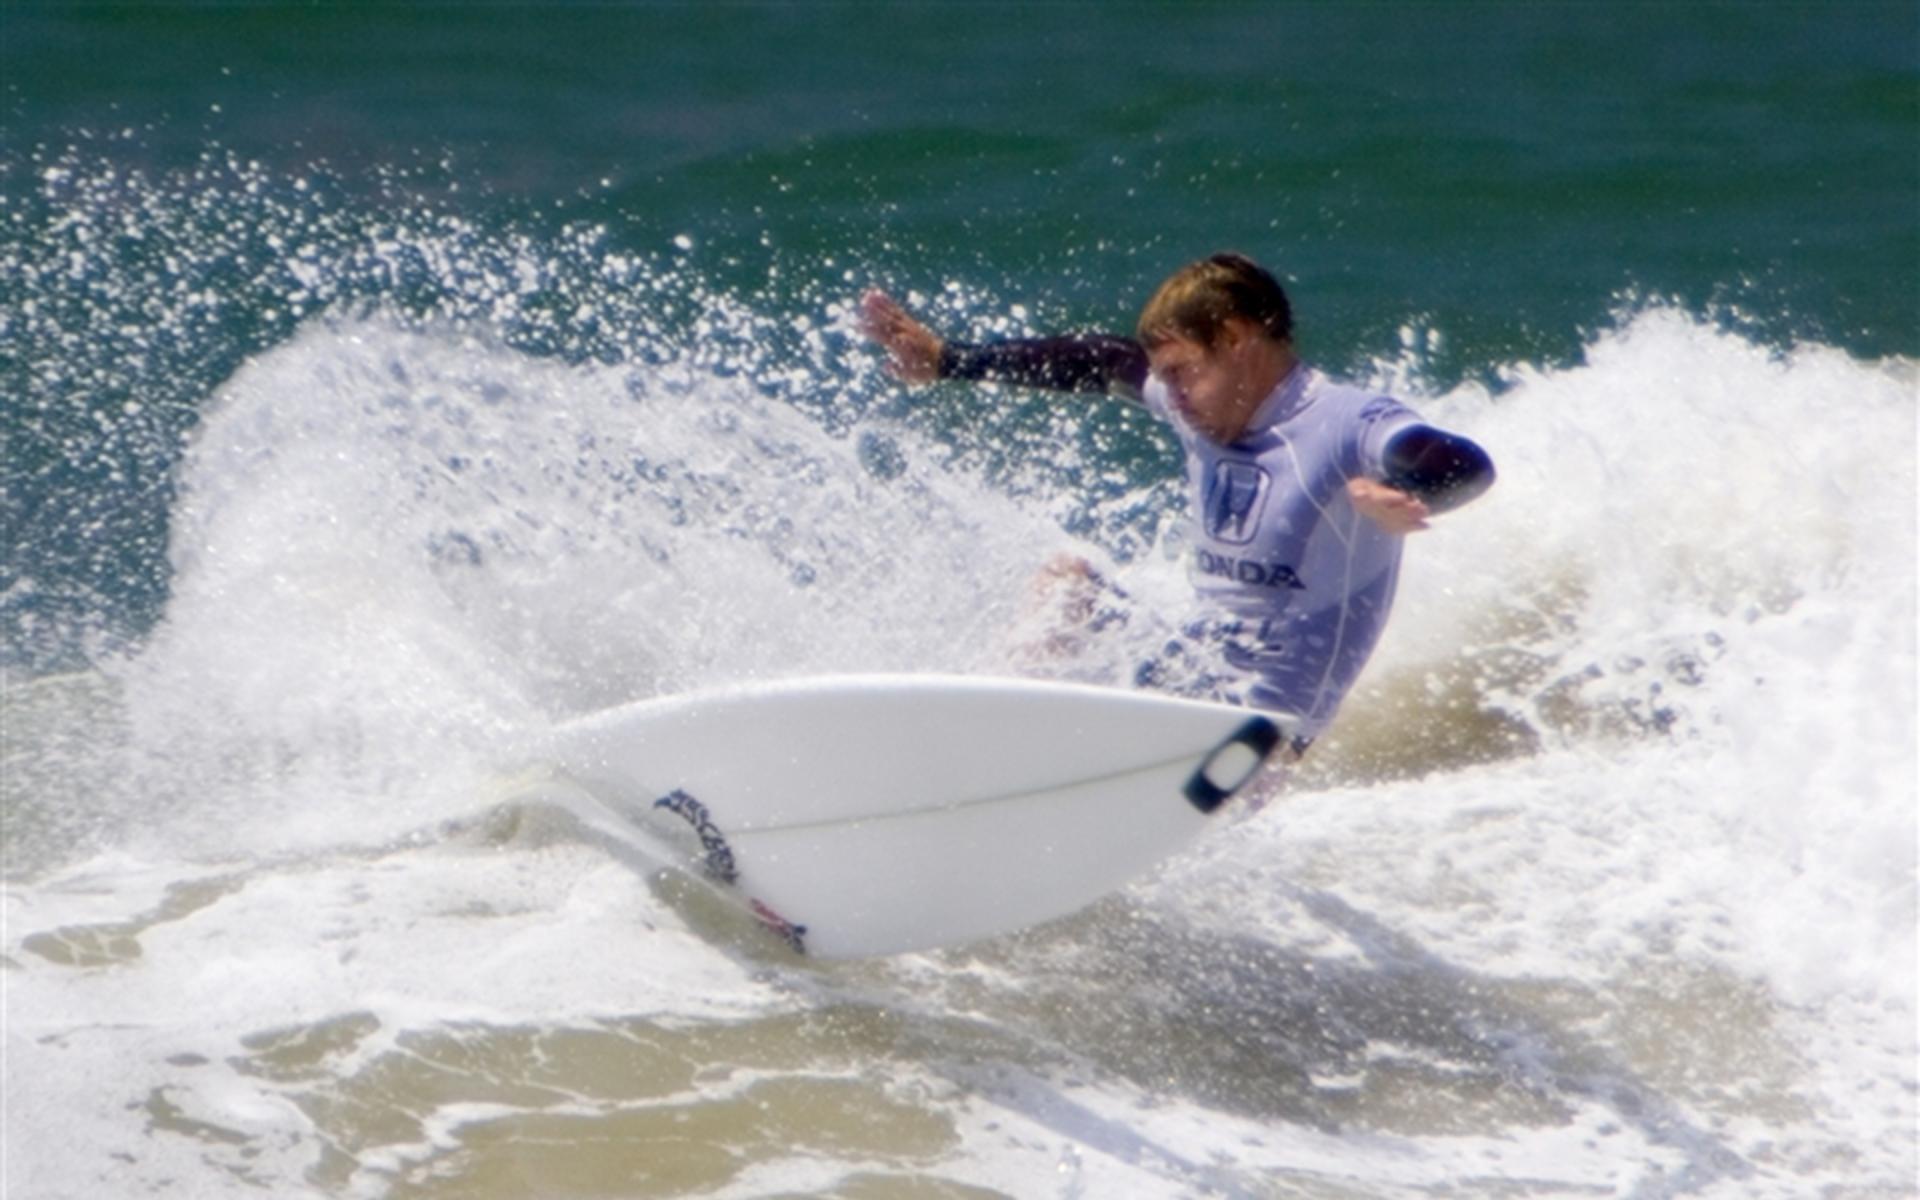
7,3,1915,665
4,6,1915,1199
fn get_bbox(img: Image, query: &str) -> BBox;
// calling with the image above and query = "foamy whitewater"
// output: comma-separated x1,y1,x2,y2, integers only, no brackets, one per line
5,303,1914,1198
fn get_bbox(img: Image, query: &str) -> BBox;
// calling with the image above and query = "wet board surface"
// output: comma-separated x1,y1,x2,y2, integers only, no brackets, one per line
532,674,1287,958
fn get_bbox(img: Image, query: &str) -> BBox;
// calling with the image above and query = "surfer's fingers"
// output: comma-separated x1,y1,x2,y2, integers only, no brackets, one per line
859,289,912,337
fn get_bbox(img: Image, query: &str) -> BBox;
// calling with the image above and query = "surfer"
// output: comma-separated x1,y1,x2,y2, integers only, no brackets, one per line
860,253,1494,751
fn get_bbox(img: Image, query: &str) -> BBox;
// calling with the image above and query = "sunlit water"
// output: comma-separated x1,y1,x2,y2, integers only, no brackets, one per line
5,9,1915,1191
6,296,1912,1197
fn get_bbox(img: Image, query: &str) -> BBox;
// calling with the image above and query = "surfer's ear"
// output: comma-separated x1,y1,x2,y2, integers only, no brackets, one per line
1212,315,1262,359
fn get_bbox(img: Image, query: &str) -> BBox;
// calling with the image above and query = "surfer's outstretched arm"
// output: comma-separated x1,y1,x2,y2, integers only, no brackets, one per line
1347,426,1496,534
860,290,1149,400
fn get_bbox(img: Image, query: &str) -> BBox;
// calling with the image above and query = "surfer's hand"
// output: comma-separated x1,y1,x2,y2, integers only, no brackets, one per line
1348,478,1431,534
860,290,944,385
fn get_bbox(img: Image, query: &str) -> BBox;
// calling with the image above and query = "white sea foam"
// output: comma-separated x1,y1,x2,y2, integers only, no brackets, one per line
5,305,1913,1198
1370,308,1916,1008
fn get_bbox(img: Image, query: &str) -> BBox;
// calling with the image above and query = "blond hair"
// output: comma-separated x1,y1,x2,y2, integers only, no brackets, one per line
1136,253,1294,349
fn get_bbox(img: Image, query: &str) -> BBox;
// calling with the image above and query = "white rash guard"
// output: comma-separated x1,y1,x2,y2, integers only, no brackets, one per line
1142,365,1421,736
938,332,1488,742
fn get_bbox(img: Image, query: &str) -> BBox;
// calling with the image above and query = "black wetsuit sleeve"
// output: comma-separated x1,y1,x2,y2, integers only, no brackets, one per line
938,334,1151,398
1381,425,1496,514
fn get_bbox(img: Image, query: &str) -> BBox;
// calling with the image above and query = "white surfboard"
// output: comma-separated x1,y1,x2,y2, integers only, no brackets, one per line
530,674,1290,958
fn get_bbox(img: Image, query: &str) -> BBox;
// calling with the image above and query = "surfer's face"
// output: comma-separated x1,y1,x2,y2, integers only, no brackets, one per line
1147,324,1273,443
